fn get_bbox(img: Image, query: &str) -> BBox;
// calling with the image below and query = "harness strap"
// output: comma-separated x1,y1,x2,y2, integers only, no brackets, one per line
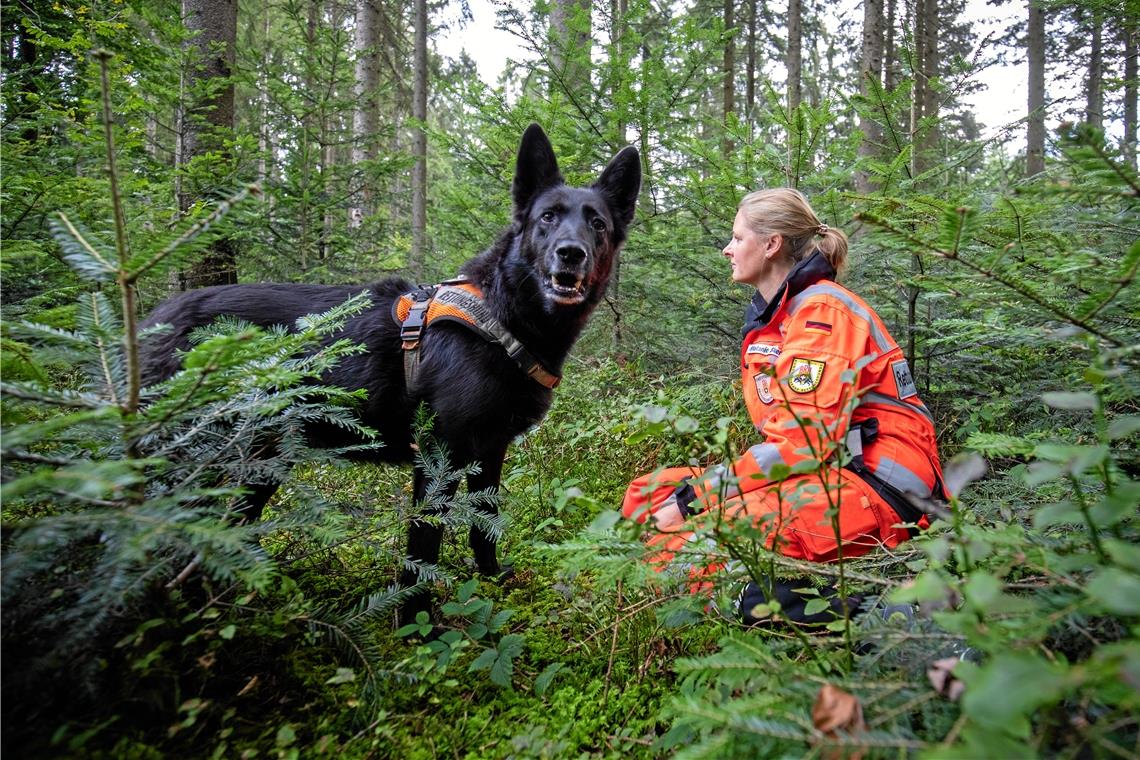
393,277,561,391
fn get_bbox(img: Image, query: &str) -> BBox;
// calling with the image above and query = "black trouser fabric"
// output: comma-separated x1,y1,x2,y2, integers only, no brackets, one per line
738,576,864,626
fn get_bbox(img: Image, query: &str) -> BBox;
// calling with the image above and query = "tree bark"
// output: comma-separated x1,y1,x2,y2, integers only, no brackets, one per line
409,0,428,278
856,0,884,194
745,0,757,117
179,0,238,289
610,0,628,352
550,0,593,102
919,0,938,160
1086,13,1103,129
1026,0,1046,177
722,0,735,157
350,0,380,228
1124,20,1138,169
787,0,802,116
786,0,802,185
884,0,898,90
909,0,925,179
257,2,271,191
299,0,319,273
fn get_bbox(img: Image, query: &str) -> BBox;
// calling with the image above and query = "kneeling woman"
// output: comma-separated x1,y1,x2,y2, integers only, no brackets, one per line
622,188,945,625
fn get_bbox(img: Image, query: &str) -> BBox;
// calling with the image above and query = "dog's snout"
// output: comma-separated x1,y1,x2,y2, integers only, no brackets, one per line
556,245,587,267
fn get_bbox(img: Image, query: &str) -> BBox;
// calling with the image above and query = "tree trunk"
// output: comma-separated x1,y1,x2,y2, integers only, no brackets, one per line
1026,0,1046,177
409,0,427,278
350,0,380,229
909,0,925,179
787,0,802,116
179,0,238,289
856,0,884,194
786,0,802,185
884,0,897,90
919,0,938,160
550,0,593,104
257,3,271,191
610,0,628,353
1086,13,1103,129
298,0,319,273
1125,21,1138,169
722,0,735,157
745,0,757,117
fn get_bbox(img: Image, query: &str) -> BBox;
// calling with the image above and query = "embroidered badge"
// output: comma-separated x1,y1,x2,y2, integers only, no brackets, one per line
746,343,781,357
754,373,774,404
892,359,918,399
788,358,825,393
804,320,832,335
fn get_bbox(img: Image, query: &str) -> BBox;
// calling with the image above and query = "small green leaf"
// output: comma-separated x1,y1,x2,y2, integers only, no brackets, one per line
275,724,296,747
325,668,356,685
1108,416,1140,440
674,415,699,433
803,598,830,616
457,578,478,603
488,609,514,633
960,654,1068,735
468,648,497,673
1041,391,1097,411
534,662,565,697
1086,569,1140,615
218,624,236,640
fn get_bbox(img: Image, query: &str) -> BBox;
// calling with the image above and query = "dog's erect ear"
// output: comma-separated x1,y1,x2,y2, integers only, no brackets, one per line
593,146,641,228
512,123,564,213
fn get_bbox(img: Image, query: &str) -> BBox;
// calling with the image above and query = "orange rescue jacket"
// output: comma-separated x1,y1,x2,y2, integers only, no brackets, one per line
692,250,945,513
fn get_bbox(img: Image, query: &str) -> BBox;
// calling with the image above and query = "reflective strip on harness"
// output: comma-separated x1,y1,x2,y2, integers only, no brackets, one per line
392,279,561,390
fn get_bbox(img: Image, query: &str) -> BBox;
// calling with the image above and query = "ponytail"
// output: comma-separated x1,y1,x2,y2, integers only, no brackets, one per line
815,225,848,276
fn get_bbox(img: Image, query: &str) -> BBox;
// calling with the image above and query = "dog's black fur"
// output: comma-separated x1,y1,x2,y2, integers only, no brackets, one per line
140,124,641,621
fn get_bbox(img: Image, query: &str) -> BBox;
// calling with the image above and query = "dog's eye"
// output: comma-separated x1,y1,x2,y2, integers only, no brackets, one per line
540,211,557,223
590,218,607,232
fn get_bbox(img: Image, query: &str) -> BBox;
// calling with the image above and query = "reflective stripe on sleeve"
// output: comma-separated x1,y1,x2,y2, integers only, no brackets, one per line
702,464,741,500
747,442,789,478
862,391,935,425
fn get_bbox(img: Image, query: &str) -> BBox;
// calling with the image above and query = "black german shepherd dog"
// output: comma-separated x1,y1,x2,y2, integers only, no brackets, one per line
141,124,641,622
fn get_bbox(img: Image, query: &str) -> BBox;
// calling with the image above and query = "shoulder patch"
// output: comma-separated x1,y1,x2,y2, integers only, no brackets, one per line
788,358,825,394
892,359,918,399
754,372,774,404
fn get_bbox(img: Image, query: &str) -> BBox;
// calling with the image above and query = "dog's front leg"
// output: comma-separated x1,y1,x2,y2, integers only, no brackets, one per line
397,465,455,626
466,450,512,580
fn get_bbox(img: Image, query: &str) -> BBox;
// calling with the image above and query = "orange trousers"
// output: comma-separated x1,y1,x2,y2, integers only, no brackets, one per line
621,466,916,580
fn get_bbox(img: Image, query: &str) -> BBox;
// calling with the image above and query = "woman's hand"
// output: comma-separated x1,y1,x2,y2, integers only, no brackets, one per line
652,495,687,530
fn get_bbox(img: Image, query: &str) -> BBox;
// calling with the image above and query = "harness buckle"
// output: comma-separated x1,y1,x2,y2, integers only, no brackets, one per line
399,291,433,343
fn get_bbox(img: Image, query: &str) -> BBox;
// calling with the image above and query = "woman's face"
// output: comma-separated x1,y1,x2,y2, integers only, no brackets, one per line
722,209,774,288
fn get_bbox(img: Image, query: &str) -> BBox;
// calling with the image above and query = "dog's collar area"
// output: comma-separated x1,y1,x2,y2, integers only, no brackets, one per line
393,276,561,390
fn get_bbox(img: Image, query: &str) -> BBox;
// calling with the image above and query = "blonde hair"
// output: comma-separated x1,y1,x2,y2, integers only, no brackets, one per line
737,188,848,275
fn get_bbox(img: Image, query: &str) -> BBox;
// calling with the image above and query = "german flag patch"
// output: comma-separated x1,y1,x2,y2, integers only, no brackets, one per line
804,320,832,335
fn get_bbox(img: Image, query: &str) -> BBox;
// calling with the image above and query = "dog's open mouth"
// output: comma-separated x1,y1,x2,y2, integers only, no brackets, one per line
547,273,586,304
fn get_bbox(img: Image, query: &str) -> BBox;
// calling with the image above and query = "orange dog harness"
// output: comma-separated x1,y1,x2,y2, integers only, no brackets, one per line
392,277,561,390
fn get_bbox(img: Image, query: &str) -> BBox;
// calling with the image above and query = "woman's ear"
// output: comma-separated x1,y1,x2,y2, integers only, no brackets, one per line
765,233,784,259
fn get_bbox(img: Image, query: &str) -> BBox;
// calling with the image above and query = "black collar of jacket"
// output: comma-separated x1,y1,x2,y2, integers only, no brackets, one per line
741,249,836,336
